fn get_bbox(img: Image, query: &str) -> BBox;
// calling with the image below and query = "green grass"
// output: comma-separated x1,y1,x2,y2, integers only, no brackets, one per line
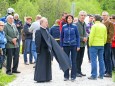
0,69,16,86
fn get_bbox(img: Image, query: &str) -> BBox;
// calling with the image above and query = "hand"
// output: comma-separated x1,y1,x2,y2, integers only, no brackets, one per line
77,48,80,51
12,38,17,46
0,48,3,55
16,24,20,27
83,37,87,43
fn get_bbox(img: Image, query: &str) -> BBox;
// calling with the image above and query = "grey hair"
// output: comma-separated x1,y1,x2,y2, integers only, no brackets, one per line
40,17,47,25
14,13,19,18
79,10,87,16
102,11,109,16
6,15,14,21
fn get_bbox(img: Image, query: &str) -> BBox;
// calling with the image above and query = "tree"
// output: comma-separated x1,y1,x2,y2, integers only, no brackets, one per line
0,0,9,17
12,0,39,22
36,0,71,26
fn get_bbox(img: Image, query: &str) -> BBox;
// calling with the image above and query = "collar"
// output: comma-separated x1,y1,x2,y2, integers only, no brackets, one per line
95,21,101,24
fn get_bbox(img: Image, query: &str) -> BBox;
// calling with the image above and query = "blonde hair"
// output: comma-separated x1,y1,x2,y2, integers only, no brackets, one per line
40,17,47,25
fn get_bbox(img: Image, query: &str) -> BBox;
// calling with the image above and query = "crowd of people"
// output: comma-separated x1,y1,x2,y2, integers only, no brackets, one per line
0,8,115,83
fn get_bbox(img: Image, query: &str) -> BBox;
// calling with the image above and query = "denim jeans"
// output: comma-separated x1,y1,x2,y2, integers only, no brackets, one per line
89,46,105,78
24,39,33,63
31,41,37,62
112,48,115,69
63,46,77,79
104,43,112,75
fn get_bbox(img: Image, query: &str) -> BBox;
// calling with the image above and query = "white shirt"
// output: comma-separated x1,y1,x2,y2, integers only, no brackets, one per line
29,20,40,41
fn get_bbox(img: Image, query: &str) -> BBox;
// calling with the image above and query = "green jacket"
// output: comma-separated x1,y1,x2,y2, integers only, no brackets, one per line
76,20,87,47
4,23,19,48
89,21,107,46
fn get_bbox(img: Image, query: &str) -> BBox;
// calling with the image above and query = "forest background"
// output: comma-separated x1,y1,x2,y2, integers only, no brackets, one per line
0,0,115,26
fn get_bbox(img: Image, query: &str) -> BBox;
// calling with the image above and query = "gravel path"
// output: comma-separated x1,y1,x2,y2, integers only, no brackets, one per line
9,49,115,86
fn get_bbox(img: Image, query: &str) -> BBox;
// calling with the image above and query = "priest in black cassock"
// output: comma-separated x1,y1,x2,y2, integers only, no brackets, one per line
34,17,71,82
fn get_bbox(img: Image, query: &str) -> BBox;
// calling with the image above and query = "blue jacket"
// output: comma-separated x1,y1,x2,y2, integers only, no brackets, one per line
0,15,8,23
0,31,7,48
24,23,32,39
49,25,60,39
60,23,80,47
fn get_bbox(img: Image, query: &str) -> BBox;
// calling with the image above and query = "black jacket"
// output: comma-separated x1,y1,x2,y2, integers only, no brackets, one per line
35,27,71,72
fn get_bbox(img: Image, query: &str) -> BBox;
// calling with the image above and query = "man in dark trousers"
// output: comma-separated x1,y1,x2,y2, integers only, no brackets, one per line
102,11,114,77
34,17,71,82
4,15,20,75
76,11,87,77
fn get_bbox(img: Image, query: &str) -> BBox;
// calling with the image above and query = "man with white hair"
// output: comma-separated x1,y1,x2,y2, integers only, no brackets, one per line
34,17,71,82
4,15,20,75
29,15,42,65
75,10,87,77
102,11,114,77
14,13,23,49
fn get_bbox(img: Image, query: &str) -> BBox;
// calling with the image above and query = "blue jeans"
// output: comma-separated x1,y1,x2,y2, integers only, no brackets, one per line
24,39,33,63
104,43,112,75
63,46,77,79
31,41,37,62
89,46,105,78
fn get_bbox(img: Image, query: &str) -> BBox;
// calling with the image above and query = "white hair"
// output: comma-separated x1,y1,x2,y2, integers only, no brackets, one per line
40,17,47,25
102,11,109,16
0,21,4,25
79,10,87,16
6,15,14,21
14,13,19,18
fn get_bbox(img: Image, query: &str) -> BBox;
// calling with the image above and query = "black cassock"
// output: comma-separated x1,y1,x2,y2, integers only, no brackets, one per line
34,27,71,82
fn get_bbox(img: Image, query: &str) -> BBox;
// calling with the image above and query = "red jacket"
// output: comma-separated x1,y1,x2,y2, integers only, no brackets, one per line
59,19,66,32
112,23,115,47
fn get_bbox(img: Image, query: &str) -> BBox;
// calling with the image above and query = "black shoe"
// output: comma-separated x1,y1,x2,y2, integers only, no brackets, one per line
30,62,34,64
6,72,12,75
80,73,86,76
76,74,82,77
12,71,21,73
88,76,97,80
33,65,35,68
104,74,112,77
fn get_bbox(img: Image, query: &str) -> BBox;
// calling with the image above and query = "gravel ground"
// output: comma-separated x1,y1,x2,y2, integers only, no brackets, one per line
9,49,115,86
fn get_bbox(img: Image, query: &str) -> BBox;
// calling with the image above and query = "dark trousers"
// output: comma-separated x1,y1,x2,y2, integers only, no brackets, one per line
76,47,85,74
87,38,90,61
6,48,19,73
63,46,77,79
0,49,6,69
112,48,115,69
104,43,112,75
